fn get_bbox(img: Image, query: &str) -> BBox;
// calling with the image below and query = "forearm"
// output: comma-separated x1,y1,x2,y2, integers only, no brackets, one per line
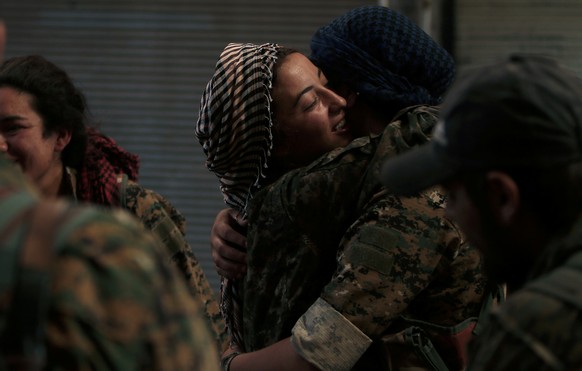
228,337,318,371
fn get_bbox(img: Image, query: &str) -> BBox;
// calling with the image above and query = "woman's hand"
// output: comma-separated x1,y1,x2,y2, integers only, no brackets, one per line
210,208,248,279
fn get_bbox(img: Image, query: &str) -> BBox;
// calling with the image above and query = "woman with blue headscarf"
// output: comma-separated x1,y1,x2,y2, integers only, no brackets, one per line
205,6,491,371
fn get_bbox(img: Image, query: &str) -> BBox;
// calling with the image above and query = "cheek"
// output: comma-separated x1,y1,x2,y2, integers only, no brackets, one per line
446,199,482,243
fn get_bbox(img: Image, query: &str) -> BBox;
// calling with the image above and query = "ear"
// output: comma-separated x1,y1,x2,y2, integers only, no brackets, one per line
54,130,72,152
485,171,520,226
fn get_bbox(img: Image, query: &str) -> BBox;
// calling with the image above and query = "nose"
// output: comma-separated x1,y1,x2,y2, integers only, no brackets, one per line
0,135,8,152
324,87,347,115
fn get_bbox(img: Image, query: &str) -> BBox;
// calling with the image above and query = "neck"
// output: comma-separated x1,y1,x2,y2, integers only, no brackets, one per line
38,164,66,198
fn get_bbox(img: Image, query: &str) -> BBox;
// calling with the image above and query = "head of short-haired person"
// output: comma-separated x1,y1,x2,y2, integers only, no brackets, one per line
381,55,582,292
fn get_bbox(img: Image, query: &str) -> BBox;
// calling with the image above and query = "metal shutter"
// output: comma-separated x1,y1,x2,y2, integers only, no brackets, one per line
0,0,378,290
455,0,582,74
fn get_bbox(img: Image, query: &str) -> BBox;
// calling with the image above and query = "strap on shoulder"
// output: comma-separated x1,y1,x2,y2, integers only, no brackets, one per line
118,173,129,209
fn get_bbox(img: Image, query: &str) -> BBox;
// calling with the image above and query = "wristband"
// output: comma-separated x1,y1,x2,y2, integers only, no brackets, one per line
221,351,240,371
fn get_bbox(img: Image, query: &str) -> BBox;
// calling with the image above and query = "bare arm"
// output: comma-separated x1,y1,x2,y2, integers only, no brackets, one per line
210,208,248,279
226,337,319,371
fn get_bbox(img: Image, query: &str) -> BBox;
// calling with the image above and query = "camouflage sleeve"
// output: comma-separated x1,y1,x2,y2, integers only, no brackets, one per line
45,208,220,371
123,181,227,352
291,298,372,371
291,188,474,369
323,189,466,329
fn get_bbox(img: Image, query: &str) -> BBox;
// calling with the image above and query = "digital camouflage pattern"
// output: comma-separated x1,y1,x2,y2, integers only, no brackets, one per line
240,106,489,370
0,155,220,370
467,217,582,371
123,180,228,352
66,169,227,352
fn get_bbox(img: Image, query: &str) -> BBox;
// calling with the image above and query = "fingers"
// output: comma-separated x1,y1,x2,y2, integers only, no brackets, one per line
211,208,248,279
212,242,247,279
212,208,247,250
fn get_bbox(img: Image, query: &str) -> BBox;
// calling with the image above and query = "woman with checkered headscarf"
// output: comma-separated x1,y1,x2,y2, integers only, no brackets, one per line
196,43,355,360
196,43,353,217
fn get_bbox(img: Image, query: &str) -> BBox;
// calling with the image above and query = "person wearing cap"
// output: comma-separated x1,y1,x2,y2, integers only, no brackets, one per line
197,6,492,371
380,54,582,370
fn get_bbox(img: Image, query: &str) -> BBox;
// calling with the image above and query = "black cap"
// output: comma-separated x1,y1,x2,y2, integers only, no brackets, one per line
380,54,582,195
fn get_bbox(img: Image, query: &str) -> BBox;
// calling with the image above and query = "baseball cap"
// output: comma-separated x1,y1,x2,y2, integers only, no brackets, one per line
379,54,582,196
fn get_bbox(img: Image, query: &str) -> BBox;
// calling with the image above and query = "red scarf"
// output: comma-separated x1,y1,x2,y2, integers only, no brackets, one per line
76,127,139,206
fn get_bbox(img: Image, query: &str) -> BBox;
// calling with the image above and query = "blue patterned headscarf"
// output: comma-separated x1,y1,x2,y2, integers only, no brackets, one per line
310,6,455,116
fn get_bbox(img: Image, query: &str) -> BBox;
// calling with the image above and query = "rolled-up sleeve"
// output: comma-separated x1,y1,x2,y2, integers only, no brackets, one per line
291,297,372,371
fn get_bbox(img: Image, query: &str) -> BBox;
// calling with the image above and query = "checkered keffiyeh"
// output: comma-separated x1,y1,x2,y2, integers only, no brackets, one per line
76,127,139,206
196,43,280,216
310,6,455,116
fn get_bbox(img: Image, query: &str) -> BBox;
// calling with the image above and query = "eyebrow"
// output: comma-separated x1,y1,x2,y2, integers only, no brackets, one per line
0,115,25,122
292,69,323,108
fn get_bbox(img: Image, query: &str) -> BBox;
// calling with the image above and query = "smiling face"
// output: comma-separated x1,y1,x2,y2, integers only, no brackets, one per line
0,86,71,196
271,53,354,168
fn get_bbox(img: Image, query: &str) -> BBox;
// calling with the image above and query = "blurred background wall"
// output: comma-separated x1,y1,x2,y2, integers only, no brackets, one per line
1,0,580,290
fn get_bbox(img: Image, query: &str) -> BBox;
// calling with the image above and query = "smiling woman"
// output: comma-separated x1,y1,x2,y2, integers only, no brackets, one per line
0,87,70,197
196,43,353,215
270,52,351,170
0,55,228,352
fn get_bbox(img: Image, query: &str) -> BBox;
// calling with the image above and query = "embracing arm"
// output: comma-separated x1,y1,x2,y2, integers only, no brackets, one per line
291,190,476,370
225,337,318,371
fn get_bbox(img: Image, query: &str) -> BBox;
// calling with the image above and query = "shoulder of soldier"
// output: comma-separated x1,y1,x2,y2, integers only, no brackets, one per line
51,204,220,370
122,178,186,233
300,135,375,174
358,187,463,255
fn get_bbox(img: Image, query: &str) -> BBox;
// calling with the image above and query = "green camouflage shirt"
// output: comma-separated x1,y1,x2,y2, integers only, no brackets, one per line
467,216,582,371
122,179,227,352
0,156,220,370
67,169,227,352
241,106,489,370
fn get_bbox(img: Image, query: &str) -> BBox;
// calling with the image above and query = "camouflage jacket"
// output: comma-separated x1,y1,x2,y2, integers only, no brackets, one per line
241,106,489,370
467,215,582,371
0,156,220,370
66,168,227,352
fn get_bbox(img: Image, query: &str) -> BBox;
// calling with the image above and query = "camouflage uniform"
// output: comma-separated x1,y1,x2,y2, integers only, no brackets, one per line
0,155,220,370
66,169,228,352
240,106,490,370
466,216,582,371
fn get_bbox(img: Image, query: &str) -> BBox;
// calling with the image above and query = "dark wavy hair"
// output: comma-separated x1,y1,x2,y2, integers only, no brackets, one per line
0,55,88,169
